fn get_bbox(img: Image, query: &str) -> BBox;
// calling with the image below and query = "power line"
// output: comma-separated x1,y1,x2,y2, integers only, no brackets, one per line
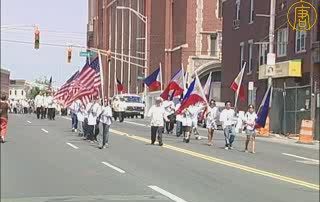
1,39,86,48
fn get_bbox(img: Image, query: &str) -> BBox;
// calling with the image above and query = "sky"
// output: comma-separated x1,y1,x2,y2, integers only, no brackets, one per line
1,0,88,87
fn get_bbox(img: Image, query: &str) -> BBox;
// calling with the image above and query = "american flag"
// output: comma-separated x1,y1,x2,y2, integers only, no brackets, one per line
54,70,80,104
65,57,101,106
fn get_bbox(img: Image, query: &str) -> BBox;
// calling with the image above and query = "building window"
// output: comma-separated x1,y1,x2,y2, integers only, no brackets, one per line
277,28,288,57
218,0,223,19
235,0,241,20
240,42,245,70
14,90,17,95
295,30,306,53
210,34,217,56
259,43,269,66
21,90,24,96
249,0,254,23
9,90,12,95
248,40,253,73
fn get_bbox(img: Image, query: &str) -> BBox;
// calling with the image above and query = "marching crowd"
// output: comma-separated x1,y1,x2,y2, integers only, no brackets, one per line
1,92,258,153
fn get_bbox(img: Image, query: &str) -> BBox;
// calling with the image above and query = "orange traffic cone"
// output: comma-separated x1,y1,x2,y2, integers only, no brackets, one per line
298,120,314,144
257,116,270,137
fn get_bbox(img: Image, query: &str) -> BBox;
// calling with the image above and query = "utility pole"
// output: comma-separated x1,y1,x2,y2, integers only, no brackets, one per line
267,0,276,88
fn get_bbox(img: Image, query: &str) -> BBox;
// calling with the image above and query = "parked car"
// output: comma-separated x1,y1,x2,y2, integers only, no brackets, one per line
112,94,145,119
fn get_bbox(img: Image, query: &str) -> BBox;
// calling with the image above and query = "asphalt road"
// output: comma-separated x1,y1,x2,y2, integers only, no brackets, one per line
1,114,319,202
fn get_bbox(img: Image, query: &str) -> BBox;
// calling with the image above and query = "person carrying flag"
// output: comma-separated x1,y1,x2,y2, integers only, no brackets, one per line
204,100,219,146
244,104,258,153
181,106,193,143
219,101,237,150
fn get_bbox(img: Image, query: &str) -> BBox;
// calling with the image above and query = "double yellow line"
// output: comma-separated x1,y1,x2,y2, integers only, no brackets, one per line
110,129,319,190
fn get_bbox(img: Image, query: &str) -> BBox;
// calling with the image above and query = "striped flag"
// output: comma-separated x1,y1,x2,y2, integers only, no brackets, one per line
65,57,101,106
54,70,80,104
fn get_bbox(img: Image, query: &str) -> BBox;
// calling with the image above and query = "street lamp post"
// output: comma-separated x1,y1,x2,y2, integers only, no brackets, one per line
116,6,148,107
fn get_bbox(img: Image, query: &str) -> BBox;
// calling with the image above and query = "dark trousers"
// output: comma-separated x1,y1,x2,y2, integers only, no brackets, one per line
36,107,41,119
87,125,95,141
41,108,47,119
101,123,110,146
23,107,28,114
176,121,182,137
83,119,88,138
48,108,55,120
151,126,163,144
71,113,78,129
165,121,174,133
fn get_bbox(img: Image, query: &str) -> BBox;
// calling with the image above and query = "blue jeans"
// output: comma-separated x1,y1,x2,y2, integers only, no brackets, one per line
71,113,78,129
223,125,235,147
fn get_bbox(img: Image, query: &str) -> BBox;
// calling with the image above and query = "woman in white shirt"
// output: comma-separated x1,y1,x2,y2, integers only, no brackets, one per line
99,99,113,149
204,100,218,146
181,107,193,143
244,105,258,153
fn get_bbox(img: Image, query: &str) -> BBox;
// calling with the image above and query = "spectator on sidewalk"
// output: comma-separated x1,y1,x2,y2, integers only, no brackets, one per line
99,98,113,149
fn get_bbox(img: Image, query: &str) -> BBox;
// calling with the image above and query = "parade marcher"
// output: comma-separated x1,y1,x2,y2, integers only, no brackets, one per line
41,93,49,119
77,102,85,137
175,99,183,137
113,97,125,122
220,101,237,150
86,97,101,142
22,99,29,114
147,97,168,146
244,105,258,153
69,100,80,132
204,100,219,146
99,98,113,149
0,95,10,143
189,103,203,140
47,93,55,120
164,100,175,134
35,92,44,119
181,107,193,143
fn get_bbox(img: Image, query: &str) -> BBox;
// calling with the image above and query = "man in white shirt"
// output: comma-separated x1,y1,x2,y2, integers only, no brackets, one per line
41,93,49,119
189,103,204,140
47,93,55,120
175,100,183,137
76,101,85,137
244,104,258,153
99,98,113,149
181,106,193,143
69,100,80,132
164,101,175,134
147,97,169,146
219,101,237,150
205,100,219,146
86,97,102,142
34,92,44,119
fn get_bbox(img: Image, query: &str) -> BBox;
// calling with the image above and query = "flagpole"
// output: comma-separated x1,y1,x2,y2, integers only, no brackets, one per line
235,62,246,109
98,50,105,106
159,62,163,91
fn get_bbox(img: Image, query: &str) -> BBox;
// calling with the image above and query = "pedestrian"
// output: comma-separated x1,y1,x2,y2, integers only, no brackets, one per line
86,97,101,143
34,92,44,119
0,95,10,143
77,102,85,137
219,101,237,150
69,100,80,132
181,107,193,143
189,103,203,140
164,101,175,134
175,99,183,137
42,93,49,119
47,93,54,120
99,98,113,149
205,100,219,146
147,97,168,146
244,104,258,153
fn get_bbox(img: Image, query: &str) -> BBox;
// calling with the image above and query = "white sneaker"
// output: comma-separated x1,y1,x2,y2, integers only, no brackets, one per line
224,147,229,150
74,129,78,133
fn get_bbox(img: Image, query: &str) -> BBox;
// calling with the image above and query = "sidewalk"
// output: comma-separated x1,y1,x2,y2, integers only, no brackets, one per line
238,132,320,150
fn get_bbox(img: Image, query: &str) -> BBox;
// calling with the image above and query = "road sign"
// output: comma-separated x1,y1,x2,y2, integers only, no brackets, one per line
137,76,145,80
248,81,254,91
79,51,93,57
266,53,276,77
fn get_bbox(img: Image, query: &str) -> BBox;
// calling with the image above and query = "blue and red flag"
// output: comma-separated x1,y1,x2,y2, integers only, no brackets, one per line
144,67,161,91
177,76,207,114
117,78,124,93
256,86,272,128
161,68,184,100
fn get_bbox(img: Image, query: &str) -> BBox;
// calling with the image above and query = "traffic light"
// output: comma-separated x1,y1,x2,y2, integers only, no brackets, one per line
34,28,40,49
67,47,72,63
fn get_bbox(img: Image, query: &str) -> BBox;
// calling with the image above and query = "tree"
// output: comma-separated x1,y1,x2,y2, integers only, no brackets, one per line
27,86,40,99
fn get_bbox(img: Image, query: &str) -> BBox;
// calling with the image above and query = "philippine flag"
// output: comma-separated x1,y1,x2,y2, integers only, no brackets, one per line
230,62,246,102
256,86,272,128
177,76,207,114
144,67,161,91
203,72,212,99
161,68,184,100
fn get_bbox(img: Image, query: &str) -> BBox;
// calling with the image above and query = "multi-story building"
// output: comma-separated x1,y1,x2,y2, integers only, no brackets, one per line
221,0,319,139
9,80,32,100
87,0,222,109
0,67,10,97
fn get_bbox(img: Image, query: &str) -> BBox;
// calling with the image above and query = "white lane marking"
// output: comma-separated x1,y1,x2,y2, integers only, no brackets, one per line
41,129,49,133
27,121,32,123
148,185,188,202
282,153,319,163
66,142,79,149
102,162,126,173
296,160,320,165
199,136,208,140
124,121,148,127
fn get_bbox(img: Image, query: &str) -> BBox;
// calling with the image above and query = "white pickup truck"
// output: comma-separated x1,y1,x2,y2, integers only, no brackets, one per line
112,94,145,119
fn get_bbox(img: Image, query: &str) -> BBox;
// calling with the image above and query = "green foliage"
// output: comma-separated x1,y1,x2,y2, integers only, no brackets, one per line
28,87,40,99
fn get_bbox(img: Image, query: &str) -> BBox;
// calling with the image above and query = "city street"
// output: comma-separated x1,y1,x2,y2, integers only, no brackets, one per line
1,114,319,202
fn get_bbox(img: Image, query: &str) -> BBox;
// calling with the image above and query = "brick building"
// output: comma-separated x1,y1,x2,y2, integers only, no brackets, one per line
0,67,10,97
87,0,223,109
221,0,319,138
